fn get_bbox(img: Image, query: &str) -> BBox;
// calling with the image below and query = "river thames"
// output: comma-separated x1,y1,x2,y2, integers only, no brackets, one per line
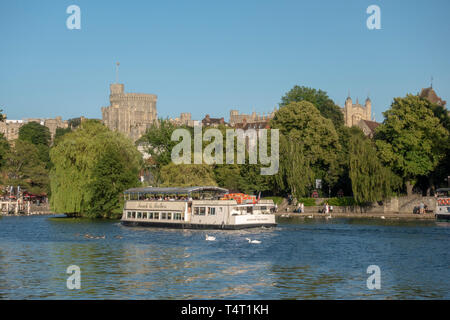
0,215,448,299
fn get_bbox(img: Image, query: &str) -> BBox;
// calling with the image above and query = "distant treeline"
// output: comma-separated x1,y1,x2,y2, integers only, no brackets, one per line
0,85,448,218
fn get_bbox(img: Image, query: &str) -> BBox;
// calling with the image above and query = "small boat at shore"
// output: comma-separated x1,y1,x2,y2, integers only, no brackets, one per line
120,186,277,230
435,188,450,221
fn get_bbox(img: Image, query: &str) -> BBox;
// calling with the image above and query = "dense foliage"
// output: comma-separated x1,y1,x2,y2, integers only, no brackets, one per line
271,101,341,199
374,95,448,195
50,120,142,218
280,86,344,127
2,85,449,216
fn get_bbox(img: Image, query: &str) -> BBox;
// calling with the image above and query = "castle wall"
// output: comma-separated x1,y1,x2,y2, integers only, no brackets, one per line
0,118,68,141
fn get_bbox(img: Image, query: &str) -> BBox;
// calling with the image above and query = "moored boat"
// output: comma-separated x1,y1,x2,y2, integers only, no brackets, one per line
435,188,450,220
120,186,277,229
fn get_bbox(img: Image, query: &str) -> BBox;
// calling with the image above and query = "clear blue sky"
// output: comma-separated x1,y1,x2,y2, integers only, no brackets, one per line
1,0,449,122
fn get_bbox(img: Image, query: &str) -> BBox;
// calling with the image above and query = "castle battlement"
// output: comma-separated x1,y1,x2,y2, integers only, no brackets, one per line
102,83,158,141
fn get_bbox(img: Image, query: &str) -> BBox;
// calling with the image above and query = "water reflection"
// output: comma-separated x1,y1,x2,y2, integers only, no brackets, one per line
0,215,448,299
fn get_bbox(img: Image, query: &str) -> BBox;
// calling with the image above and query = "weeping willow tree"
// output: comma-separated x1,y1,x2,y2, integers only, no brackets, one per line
49,120,143,218
275,134,315,198
349,130,401,204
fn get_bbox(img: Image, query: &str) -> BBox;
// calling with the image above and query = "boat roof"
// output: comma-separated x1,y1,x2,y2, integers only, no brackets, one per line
124,186,229,195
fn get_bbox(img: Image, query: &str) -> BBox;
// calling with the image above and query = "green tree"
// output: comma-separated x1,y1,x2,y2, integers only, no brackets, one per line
375,95,448,195
271,101,341,198
214,164,244,192
3,140,49,195
423,98,450,191
0,133,9,171
18,121,51,146
159,163,217,187
86,146,139,218
50,120,142,218
349,129,401,203
18,122,51,168
280,85,344,127
138,119,192,184
54,127,72,142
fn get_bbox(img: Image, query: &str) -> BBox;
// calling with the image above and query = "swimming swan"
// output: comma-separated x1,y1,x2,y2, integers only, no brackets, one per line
246,238,261,244
205,234,216,241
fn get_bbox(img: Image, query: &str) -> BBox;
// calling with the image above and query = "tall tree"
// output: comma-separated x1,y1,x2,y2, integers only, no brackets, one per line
349,129,401,203
0,133,9,171
86,146,139,218
3,140,49,195
50,120,142,218
271,101,341,198
18,121,51,168
280,85,344,127
138,119,192,184
375,94,448,195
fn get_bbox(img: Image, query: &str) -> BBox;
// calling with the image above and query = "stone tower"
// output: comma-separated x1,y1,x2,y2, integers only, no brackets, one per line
101,83,157,141
342,95,372,127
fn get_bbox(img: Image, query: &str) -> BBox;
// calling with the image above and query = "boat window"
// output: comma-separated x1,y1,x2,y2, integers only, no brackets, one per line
161,212,167,219
148,212,154,219
142,212,147,219
132,212,136,219
154,212,159,219
137,212,142,219
127,212,131,218
246,207,252,214
194,207,199,215
199,207,206,215
209,207,216,216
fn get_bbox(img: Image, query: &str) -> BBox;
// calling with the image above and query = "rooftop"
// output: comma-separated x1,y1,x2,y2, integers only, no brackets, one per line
124,186,229,195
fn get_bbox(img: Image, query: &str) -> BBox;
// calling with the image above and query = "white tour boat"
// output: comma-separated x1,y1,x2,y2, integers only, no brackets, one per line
120,186,277,229
435,188,450,220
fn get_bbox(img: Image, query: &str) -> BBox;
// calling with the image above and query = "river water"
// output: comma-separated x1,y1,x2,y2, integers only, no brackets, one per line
0,215,448,299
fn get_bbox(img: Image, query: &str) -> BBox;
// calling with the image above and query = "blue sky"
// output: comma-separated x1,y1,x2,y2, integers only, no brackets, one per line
1,0,449,122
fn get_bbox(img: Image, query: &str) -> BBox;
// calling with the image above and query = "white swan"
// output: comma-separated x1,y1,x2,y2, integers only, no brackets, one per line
246,238,261,244
205,234,216,241
325,215,332,219
380,216,385,219
307,215,313,219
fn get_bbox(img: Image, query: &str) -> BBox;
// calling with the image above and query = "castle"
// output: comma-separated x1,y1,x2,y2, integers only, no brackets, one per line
101,83,158,141
0,116,68,141
341,96,372,127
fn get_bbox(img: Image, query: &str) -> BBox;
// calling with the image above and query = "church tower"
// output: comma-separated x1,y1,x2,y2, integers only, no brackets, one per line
344,95,352,126
365,97,371,121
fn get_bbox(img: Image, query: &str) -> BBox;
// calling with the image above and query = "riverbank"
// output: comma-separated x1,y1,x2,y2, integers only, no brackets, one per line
276,211,436,220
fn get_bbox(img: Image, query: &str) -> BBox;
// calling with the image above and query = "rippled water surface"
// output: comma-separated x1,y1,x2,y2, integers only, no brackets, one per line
0,215,449,299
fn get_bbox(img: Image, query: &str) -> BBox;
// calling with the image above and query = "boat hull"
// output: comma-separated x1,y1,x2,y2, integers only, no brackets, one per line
121,220,277,230
435,213,450,221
